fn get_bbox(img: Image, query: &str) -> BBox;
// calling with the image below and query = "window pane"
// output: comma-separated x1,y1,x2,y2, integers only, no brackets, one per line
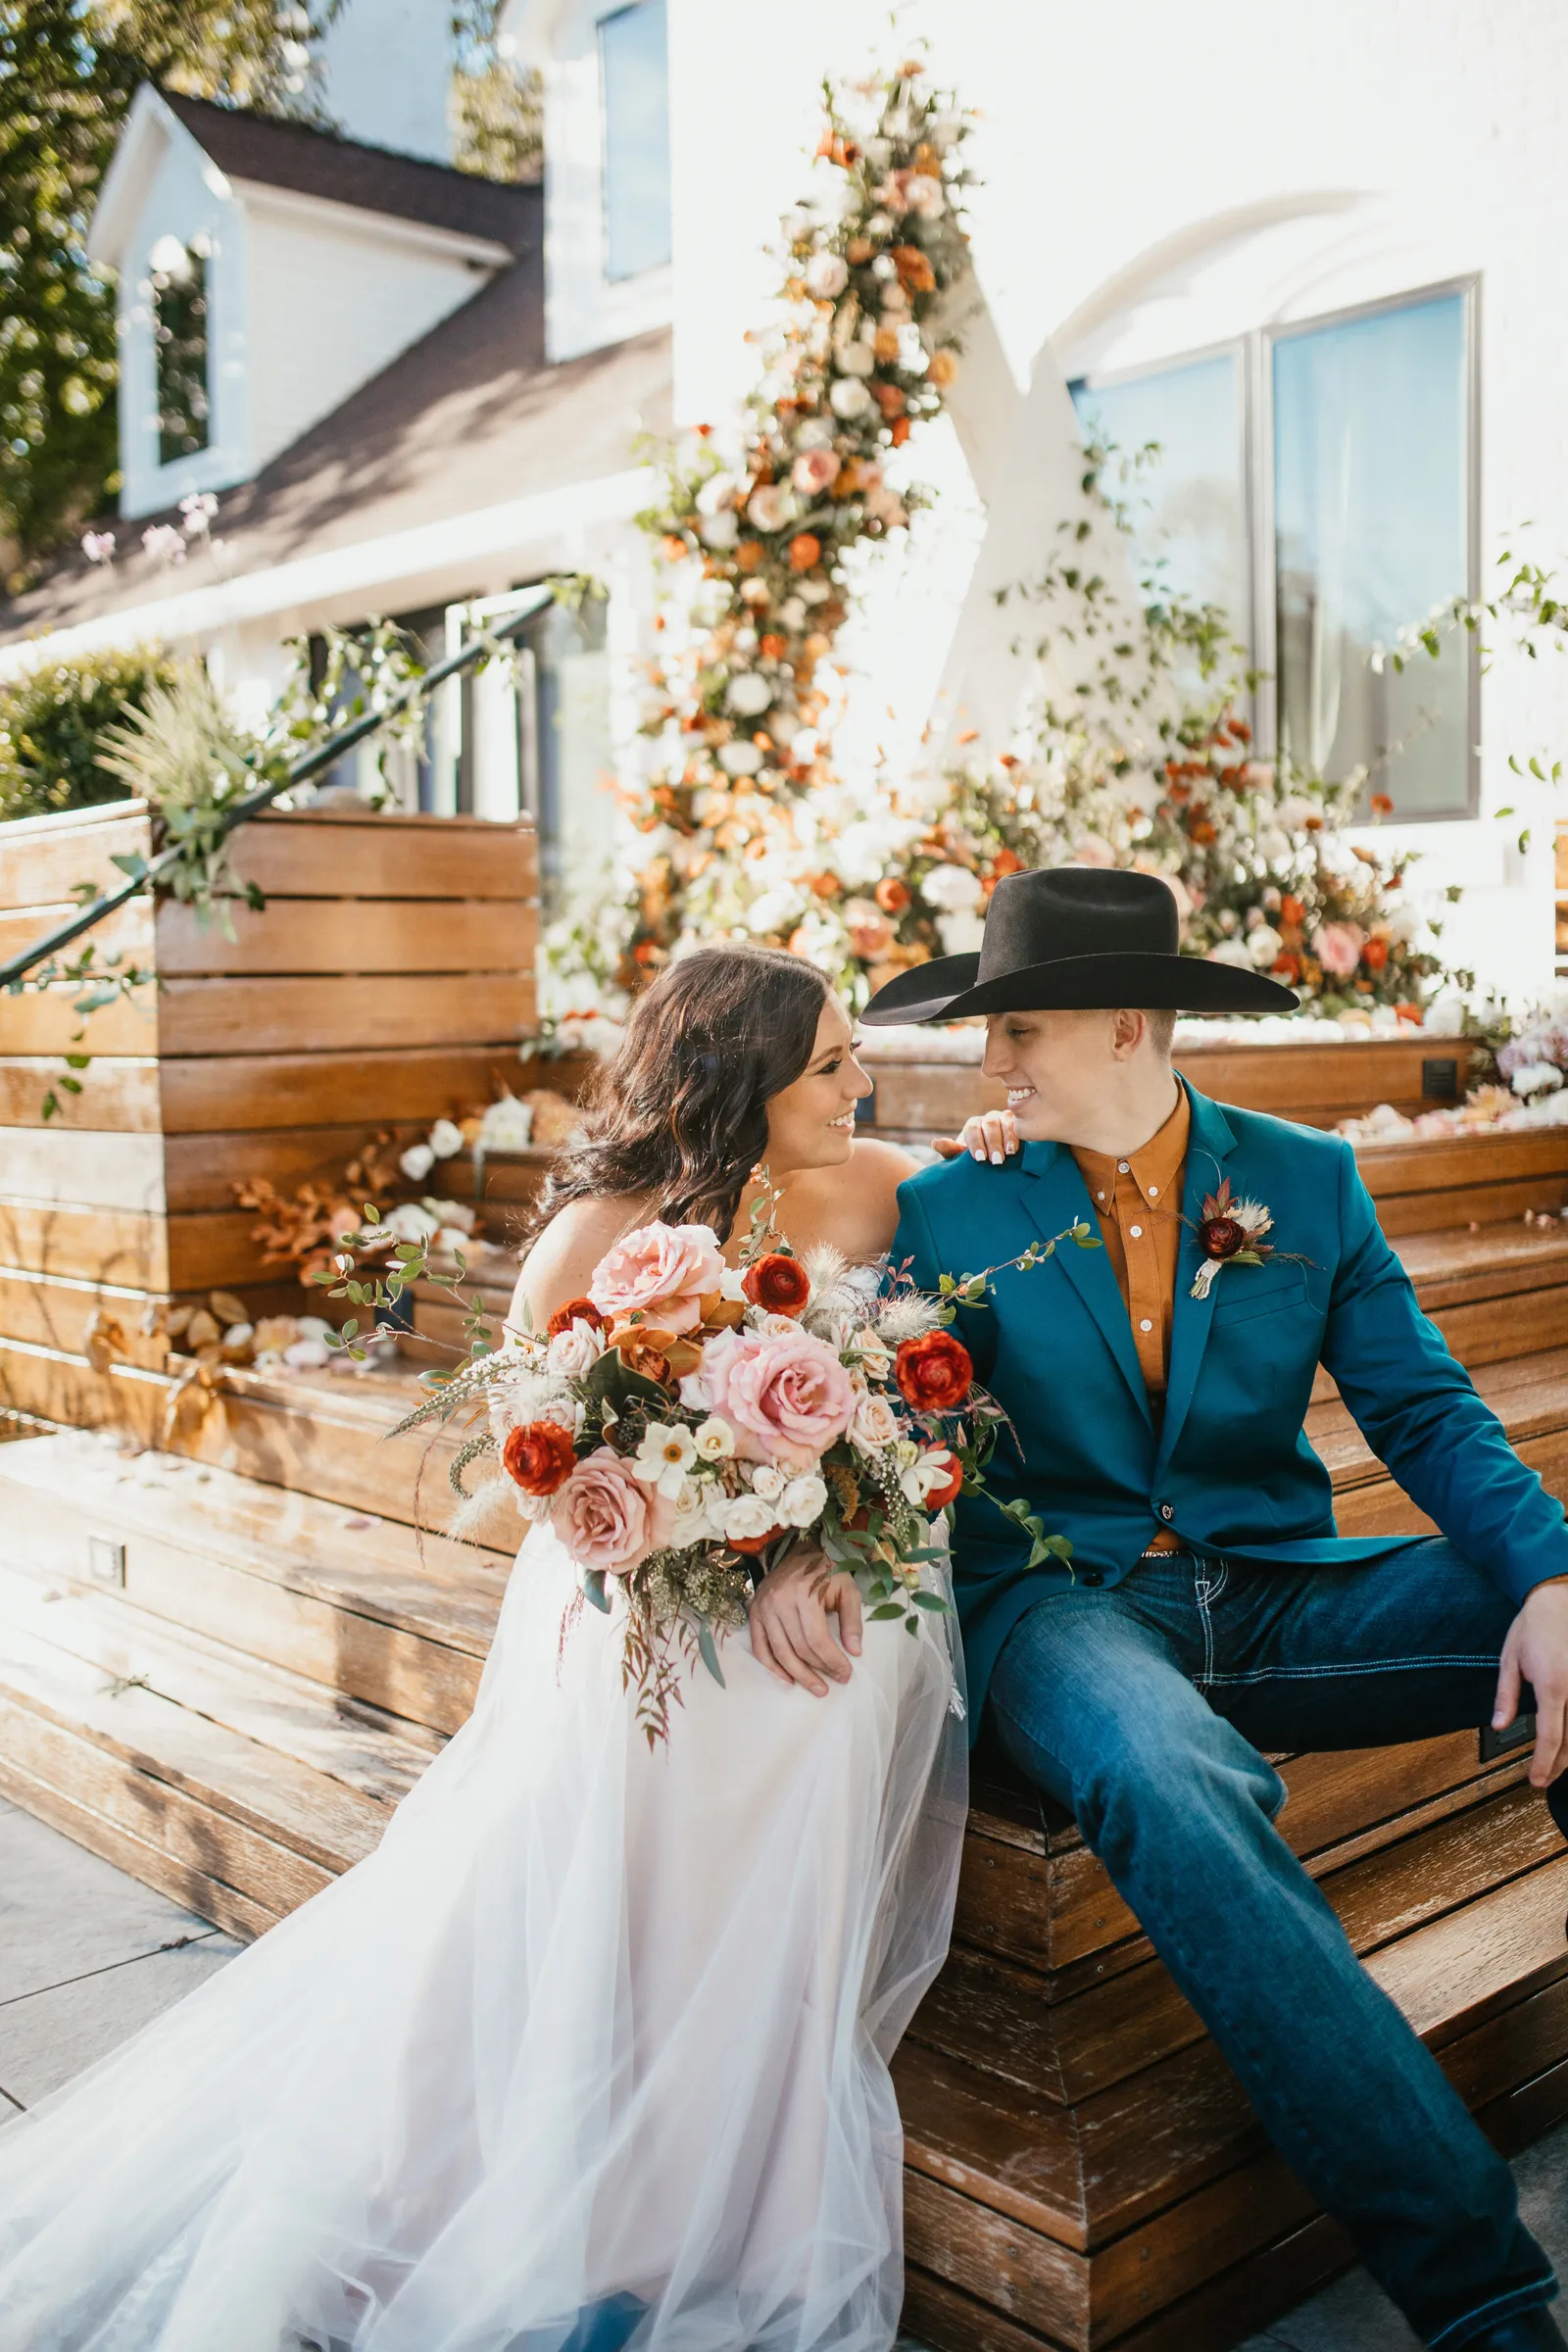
1071,352,1248,646
520,597,613,904
152,245,210,464
600,1,670,282
1273,293,1470,818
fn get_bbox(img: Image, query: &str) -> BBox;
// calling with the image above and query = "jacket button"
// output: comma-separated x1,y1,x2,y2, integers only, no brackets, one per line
1080,1567,1103,1587
1159,1503,1175,1523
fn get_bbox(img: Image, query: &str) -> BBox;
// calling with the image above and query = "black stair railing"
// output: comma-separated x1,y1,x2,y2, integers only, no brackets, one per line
0,582,562,995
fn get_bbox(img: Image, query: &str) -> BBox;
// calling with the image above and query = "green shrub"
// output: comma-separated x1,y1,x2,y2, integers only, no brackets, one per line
0,645,179,822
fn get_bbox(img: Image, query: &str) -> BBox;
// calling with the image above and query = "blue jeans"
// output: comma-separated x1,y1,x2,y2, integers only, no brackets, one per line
988,1541,1559,2349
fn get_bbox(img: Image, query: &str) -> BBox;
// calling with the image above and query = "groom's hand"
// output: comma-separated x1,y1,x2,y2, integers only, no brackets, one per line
749,1547,862,1696
1494,1579,1568,1787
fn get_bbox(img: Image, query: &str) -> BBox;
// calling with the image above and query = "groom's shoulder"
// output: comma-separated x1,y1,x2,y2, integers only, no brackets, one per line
896,1150,992,1223
1203,1093,1354,1178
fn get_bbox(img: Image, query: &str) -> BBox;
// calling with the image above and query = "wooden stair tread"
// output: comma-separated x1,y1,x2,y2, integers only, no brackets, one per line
0,1431,511,1653
1309,1346,1568,1481
0,1561,438,1801
897,1846,1568,2254
1396,1218,1568,1301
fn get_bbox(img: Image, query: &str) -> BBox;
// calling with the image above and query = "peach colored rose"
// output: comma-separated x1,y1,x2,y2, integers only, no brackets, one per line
1312,921,1365,979
792,448,841,497
552,1447,654,1576
588,1220,726,1335
700,1327,857,1465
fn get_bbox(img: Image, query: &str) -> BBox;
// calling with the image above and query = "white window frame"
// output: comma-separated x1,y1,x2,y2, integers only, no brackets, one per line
1073,275,1482,822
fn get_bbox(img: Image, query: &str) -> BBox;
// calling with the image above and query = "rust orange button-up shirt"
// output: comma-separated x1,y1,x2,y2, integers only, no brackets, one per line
1070,1085,1191,1401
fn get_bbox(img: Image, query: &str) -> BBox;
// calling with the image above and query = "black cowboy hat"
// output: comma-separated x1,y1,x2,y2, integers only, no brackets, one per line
861,865,1300,1025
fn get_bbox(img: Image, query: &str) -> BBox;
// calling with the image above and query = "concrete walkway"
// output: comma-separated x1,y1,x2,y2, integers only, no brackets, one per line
2,1798,1565,2345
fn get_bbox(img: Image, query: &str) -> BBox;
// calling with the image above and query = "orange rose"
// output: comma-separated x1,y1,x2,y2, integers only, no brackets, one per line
874,875,911,914
742,1251,811,1315
1271,953,1301,983
1362,935,1390,971
789,532,821,572
502,1421,577,1496
547,1296,609,1340
895,1330,973,1413
890,416,911,446
892,244,937,293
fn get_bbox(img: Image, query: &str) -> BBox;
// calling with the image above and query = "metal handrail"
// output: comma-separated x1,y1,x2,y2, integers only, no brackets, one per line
0,583,560,993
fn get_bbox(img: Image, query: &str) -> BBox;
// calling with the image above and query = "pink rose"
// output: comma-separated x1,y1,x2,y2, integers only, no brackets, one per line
589,1220,726,1335
552,1447,655,1576
792,448,841,498
1312,921,1365,979
700,1327,857,1465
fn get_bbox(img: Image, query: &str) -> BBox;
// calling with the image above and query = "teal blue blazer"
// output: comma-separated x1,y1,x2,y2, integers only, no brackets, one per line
894,1082,1568,1733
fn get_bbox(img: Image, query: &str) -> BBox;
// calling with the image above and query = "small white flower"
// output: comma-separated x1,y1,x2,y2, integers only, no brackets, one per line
900,1446,955,1506
919,860,984,913
693,1415,736,1460
427,1118,465,1159
750,1464,787,1501
1248,924,1285,969
1512,1062,1564,1100
695,470,739,515
477,1095,533,1149
546,1319,605,1379
830,376,874,419
632,1420,698,1499
851,1394,901,1454
746,482,795,533
399,1143,436,1182
726,670,773,717
904,173,945,219
806,252,848,299
724,1492,780,1543
698,510,739,551
779,1473,828,1528
381,1201,439,1244
718,739,763,777
836,343,875,378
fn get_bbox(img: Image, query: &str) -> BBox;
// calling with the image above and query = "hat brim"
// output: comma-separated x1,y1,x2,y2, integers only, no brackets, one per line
861,949,1300,1026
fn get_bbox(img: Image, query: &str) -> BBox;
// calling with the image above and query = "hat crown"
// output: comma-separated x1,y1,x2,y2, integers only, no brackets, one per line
979,865,1179,979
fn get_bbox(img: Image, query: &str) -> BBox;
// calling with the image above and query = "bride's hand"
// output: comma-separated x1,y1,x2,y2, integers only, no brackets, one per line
930,1107,1019,1165
749,1546,863,1696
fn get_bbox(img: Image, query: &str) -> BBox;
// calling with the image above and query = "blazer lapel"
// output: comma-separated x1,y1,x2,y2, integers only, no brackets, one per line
1158,1083,1239,1466
1018,1142,1153,1430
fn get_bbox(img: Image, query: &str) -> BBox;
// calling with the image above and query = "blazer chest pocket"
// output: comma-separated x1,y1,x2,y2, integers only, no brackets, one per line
1209,1267,1311,1329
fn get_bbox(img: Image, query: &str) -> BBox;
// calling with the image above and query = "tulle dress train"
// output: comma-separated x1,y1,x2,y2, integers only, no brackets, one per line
0,1522,966,2352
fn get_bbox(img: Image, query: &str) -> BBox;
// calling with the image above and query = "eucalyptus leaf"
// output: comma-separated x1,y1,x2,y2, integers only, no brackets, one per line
583,1570,612,1615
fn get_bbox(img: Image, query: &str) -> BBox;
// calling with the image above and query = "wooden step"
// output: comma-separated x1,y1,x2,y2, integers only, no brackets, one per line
0,1432,510,1733
897,1853,1568,2348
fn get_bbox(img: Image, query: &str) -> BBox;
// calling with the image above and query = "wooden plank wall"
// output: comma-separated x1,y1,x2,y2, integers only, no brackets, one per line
0,801,539,1423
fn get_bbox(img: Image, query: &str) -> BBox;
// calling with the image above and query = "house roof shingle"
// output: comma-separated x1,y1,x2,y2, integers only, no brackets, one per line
162,91,537,253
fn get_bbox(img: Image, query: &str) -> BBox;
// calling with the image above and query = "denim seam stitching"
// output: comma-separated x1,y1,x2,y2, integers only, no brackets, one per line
1428,2273,1558,2347
1203,1653,1501,1687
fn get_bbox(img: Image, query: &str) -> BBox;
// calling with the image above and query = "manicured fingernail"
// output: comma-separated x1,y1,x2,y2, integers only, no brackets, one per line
971,1148,984,1160
991,1151,1004,1165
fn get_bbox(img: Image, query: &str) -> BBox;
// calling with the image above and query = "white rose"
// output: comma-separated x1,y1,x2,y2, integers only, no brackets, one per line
750,1464,787,1501
477,1095,533,1150
759,1312,800,1338
1512,1062,1564,1099
698,510,738,551
1248,924,1285,968
830,376,874,419
718,739,763,777
382,1201,439,1244
695,470,739,515
793,417,834,452
725,1493,781,1544
806,252,848,299
851,1394,901,1454
938,910,987,956
693,1415,736,1460
668,1476,717,1545
779,1473,828,1528
836,343,875,378
1206,939,1254,969
726,670,773,717
399,1143,435,1182
546,1318,605,1378
919,860,984,912
427,1119,465,1159
853,1325,892,1383
1256,827,1293,864
904,173,945,218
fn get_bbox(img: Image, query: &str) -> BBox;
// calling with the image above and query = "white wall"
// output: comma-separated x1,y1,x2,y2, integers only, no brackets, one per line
243,193,500,471
667,0,1568,1008
317,0,456,162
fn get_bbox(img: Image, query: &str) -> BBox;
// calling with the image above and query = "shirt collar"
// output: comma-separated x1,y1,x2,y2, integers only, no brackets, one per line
1072,1084,1190,1210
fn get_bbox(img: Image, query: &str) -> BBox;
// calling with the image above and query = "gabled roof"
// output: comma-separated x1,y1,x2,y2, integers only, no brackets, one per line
158,91,535,252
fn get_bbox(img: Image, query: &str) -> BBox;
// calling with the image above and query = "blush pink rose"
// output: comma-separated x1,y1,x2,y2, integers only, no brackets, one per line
701,1327,857,1465
588,1220,726,1335
1312,921,1365,979
551,1447,655,1576
792,448,841,497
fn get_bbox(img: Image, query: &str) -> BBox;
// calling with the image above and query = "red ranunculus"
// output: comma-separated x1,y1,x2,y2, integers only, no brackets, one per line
1200,1216,1246,1263
895,1329,973,1413
924,1449,964,1509
546,1296,609,1340
742,1251,811,1316
502,1420,578,1495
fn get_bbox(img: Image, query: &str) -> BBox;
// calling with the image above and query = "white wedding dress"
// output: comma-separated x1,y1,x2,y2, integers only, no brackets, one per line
0,1521,965,2352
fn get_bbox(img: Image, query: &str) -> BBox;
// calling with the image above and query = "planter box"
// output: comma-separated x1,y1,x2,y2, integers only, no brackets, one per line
0,801,539,1423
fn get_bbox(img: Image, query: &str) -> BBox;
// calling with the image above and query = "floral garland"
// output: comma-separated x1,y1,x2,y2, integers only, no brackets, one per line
547,65,1446,1036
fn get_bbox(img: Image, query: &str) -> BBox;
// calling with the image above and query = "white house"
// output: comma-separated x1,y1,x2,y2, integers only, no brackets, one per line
6,0,1568,1006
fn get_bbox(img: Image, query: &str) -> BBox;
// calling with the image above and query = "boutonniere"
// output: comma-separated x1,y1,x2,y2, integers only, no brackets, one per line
1189,1178,1286,1300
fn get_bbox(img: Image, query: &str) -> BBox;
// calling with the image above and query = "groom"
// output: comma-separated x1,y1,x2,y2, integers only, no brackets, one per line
760,865,1568,2350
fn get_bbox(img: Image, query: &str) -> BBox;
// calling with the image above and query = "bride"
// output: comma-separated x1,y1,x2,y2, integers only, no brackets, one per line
0,945,967,2352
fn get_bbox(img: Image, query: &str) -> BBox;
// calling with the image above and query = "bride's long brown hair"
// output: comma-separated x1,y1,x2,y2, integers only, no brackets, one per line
529,947,834,1245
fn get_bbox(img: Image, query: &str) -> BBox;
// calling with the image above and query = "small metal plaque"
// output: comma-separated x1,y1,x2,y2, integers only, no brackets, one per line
86,1536,125,1589
1421,1056,1460,1102
1481,1712,1535,1763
